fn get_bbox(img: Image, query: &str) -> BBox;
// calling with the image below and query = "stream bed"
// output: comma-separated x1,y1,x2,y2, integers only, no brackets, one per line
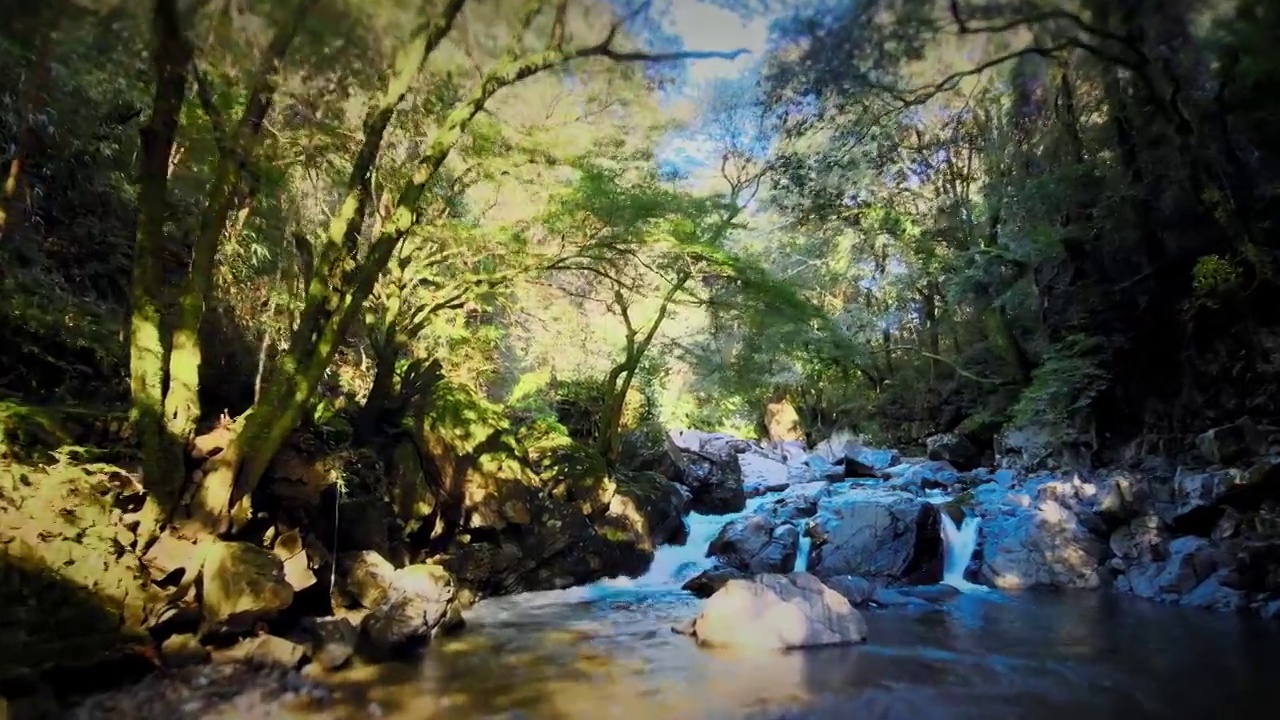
328,584,1280,720
320,487,1280,720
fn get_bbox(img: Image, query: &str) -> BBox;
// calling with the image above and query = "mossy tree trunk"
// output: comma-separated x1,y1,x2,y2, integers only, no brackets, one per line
133,0,318,545
131,0,194,547
163,0,317,448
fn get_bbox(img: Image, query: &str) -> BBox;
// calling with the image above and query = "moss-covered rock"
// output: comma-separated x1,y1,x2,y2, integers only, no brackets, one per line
0,458,159,683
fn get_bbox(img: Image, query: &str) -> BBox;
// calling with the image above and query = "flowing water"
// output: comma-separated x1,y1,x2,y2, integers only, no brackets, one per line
940,513,985,593
322,484,1280,720
794,528,812,573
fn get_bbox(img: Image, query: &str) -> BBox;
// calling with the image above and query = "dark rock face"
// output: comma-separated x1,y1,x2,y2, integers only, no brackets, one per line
968,419,1280,615
676,443,747,515
682,566,749,598
707,515,800,574
806,488,944,584
926,432,982,471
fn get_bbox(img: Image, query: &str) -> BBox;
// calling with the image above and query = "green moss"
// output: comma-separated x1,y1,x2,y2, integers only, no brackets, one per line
0,458,157,683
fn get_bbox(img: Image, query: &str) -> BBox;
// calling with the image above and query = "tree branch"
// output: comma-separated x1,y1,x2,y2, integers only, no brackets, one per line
885,345,1003,384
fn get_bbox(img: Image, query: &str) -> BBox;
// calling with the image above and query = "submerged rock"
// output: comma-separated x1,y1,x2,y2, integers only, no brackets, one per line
820,575,876,606
691,572,868,650
299,616,358,671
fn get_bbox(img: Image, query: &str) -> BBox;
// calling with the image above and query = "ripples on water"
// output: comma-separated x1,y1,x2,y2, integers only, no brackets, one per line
318,487,1280,720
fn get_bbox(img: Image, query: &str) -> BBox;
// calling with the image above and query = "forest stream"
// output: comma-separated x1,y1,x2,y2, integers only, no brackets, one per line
6,0,1280,717
167,484,1280,720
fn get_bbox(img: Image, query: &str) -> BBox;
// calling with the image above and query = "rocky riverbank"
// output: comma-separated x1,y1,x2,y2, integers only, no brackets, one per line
0,397,753,716
679,419,1280,620
8,414,1280,716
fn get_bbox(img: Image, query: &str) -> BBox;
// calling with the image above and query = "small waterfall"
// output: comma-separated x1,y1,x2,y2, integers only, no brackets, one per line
793,526,812,573
590,494,774,594
940,512,984,592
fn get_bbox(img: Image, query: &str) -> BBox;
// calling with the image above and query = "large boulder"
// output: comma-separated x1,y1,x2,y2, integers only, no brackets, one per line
811,431,900,475
888,460,962,492
806,488,943,583
975,476,1108,590
0,460,159,683
763,397,805,445
740,451,792,498
202,541,295,635
358,563,457,659
1196,418,1264,466
608,471,690,547
707,515,800,573
691,573,868,650
674,442,746,515
925,432,982,471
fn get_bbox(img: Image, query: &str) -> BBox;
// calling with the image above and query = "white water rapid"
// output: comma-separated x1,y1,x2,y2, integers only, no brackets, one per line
594,494,774,594
940,512,985,592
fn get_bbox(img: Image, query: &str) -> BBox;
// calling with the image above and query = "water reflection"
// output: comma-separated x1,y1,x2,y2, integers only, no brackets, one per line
318,588,1280,720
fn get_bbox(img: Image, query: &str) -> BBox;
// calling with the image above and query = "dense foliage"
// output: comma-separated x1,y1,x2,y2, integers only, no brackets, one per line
2,0,1278,538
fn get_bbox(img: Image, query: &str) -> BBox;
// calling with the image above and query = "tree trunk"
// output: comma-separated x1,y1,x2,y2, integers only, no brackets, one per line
164,0,317,447
187,2,469,531
356,345,399,443
132,0,194,548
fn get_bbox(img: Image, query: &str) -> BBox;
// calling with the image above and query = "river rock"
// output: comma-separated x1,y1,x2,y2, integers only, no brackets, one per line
807,488,943,582
337,550,398,608
202,541,295,635
741,452,792,497
888,460,962,492
820,574,875,606
994,423,1059,471
299,617,358,670
691,573,868,650
708,515,800,573
1196,418,1264,465
673,441,747,515
1162,457,1280,532
811,431,901,473
926,432,982,471
758,481,828,522
682,565,749,598
608,471,689,547
358,563,457,659
976,477,1107,590
244,634,308,669
870,588,934,609
804,454,846,482
894,584,962,602
159,634,209,668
